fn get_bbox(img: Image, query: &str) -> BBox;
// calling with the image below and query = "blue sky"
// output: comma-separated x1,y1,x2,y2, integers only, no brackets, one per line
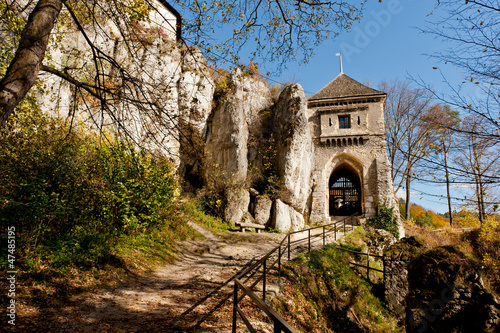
274,0,465,95
267,0,471,214
201,0,479,214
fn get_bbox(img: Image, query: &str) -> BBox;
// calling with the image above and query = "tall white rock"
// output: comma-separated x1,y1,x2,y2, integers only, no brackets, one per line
203,69,272,224
272,84,313,214
272,198,306,232
178,48,215,179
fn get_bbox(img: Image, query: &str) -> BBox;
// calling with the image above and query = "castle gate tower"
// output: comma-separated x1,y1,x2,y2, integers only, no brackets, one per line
307,73,397,223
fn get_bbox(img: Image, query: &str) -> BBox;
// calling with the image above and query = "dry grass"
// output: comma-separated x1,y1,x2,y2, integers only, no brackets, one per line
405,220,500,297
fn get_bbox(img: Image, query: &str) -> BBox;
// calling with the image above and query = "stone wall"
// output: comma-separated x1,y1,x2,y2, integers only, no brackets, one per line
383,237,424,322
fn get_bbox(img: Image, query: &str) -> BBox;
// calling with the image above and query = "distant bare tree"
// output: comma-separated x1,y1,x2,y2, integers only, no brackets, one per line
423,104,461,226
411,0,500,218
454,115,500,223
421,0,500,141
379,79,438,220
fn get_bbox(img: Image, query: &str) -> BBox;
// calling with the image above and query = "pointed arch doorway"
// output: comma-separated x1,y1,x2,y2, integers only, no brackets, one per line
329,167,362,216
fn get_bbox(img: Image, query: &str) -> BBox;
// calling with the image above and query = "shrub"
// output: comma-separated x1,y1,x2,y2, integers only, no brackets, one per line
0,109,178,270
367,203,399,238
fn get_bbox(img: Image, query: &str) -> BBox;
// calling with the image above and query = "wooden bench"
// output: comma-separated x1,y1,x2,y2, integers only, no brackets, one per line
235,222,266,233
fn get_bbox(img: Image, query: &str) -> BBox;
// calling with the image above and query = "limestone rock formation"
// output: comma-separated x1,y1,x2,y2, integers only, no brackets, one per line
272,84,313,213
224,188,250,225
204,68,272,186
40,28,214,168
272,199,305,232
254,195,272,226
205,81,312,230
178,49,215,182
290,208,306,231
272,199,291,232
203,69,273,225
232,69,272,125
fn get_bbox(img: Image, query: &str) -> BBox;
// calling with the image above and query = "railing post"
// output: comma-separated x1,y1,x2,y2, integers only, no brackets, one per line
232,282,238,333
263,259,267,302
278,245,281,272
323,225,325,247
366,251,370,282
288,234,291,261
274,319,282,333
343,218,346,234
308,229,311,253
335,222,337,241
278,245,282,285
383,253,386,287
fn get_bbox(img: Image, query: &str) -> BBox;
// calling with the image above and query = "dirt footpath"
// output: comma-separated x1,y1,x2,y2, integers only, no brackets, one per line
41,223,282,333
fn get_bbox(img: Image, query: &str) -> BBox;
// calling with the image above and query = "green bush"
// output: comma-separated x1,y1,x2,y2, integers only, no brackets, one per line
0,110,178,270
367,203,399,238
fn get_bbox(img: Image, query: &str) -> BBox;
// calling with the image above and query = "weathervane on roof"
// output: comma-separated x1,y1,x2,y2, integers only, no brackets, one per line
335,53,343,74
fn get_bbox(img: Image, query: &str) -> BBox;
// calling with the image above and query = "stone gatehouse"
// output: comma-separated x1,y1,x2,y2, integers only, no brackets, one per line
307,73,397,224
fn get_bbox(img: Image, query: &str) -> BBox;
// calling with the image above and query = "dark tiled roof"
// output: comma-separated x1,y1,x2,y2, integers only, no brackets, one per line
308,73,385,100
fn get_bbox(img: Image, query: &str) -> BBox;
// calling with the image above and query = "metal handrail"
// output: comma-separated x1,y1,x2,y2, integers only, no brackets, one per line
232,214,358,332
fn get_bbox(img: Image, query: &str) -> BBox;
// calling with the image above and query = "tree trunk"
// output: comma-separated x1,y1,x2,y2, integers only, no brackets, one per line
405,166,411,220
478,173,486,223
0,0,63,127
443,137,453,226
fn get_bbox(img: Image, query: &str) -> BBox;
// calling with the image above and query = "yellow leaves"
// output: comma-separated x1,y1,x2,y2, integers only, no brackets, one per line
478,216,499,243
454,208,481,228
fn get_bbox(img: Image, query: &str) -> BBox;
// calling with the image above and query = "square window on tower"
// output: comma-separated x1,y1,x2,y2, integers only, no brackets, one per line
339,115,350,129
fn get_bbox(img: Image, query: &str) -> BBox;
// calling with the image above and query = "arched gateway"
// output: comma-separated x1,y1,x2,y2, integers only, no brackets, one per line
307,72,399,227
329,167,362,216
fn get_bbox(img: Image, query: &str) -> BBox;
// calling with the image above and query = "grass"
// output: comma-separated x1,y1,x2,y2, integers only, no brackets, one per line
179,197,233,232
1,210,199,310
274,244,403,333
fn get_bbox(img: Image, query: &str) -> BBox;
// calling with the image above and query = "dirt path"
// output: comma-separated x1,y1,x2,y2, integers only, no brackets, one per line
15,222,351,333
42,223,284,333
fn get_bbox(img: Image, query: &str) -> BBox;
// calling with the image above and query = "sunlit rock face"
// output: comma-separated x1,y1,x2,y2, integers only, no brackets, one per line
272,84,313,215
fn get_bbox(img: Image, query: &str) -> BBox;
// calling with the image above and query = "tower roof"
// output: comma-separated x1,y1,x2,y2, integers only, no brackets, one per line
308,73,385,101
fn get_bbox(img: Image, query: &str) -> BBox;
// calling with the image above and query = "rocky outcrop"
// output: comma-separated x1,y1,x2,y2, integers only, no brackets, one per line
272,199,305,232
406,246,500,333
254,195,272,226
272,85,313,213
203,69,274,225
224,188,250,225
40,27,214,168
290,208,306,231
204,95,249,184
204,69,272,186
204,82,313,230
178,49,215,181
384,237,425,321
384,238,500,332
232,69,272,125
272,199,292,232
